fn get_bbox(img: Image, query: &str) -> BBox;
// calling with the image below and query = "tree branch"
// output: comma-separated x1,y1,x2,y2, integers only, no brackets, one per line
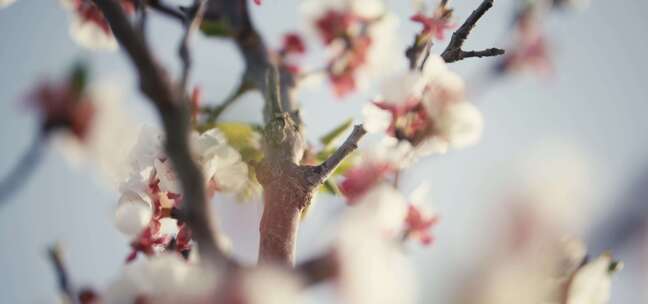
311,124,366,185
441,0,504,63
147,0,186,23
0,131,45,205
178,0,207,92
91,0,230,267
48,244,78,304
296,252,338,286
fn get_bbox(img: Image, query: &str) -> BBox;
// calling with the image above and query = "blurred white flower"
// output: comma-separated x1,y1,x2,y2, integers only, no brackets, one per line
404,183,439,245
336,192,417,304
301,0,401,96
567,254,618,304
59,0,122,50
365,58,482,157
153,158,181,195
351,183,408,234
241,266,304,304
68,16,118,50
432,100,484,150
0,0,16,8
192,129,249,194
103,253,219,304
115,190,152,237
53,84,139,187
362,103,392,133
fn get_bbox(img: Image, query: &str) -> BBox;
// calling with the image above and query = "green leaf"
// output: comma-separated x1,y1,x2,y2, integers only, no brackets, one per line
319,118,353,149
320,179,342,196
69,62,89,93
235,169,262,202
215,122,263,163
200,20,233,37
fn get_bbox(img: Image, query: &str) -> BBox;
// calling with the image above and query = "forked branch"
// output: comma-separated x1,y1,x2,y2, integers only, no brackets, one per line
441,0,505,63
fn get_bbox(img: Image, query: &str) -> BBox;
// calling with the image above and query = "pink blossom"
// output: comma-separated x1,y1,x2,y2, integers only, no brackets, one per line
280,33,306,55
315,10,357,45
404,205,439,245
69,0,135,35
27,80,95,141
277,33,307,75
410,13,454,41
339,161,393,203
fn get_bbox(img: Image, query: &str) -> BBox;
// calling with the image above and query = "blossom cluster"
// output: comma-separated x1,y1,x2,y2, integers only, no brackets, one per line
59,0,136,50
301,0,399,97
495,0,588,76
115,128,249,261
363,55,483,156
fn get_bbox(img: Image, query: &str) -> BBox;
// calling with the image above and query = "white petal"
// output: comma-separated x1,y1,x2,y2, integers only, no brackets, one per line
362,103,392,133
154,158,181,194
353,183,408,234
69,17,118,50
213,161,249,193
242,266,303,304
567,255,614,304
437,101,484,149
0,0,16,8
115,193,152,237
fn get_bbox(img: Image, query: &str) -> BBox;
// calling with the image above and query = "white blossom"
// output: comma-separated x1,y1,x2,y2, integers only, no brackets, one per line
103,253,219,304
351,183,408,234
59,0,119,50
115,191,152,237
432,100,484,150
53,84,139,187
241,266,304,304
68,16,118,50
192,129,249,193
336,189,417,304
0,0,16,8
362,103,392,133
153,158,181,194
567,254,617,304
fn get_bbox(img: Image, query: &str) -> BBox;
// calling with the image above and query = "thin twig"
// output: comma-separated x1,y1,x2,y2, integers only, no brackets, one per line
178,0,207,93
147,0,186,23
440,0,505,63
296,252,338,286
311,124,366,185
48,244,79,304
0,132,45,205
91,0,230,267
136,0,148,33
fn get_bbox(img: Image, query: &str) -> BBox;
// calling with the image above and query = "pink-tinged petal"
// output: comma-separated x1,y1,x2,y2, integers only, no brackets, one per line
339,162,393,203
404,204,439,246
281,33,306,54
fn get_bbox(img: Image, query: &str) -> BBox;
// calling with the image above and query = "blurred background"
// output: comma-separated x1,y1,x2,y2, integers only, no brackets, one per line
1,0,647,303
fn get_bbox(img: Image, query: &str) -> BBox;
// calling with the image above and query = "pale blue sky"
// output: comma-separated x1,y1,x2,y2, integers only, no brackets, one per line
1,0,648,303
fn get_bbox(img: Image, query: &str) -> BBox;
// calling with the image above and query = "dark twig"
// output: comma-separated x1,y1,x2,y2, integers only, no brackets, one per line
48,244,79,304
296,252,338,286
311,125,366,185
147,0,186,23
0,132,45,205
91,0,230,267
178,0,207,93
441,0,505,63
136,0,148,32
